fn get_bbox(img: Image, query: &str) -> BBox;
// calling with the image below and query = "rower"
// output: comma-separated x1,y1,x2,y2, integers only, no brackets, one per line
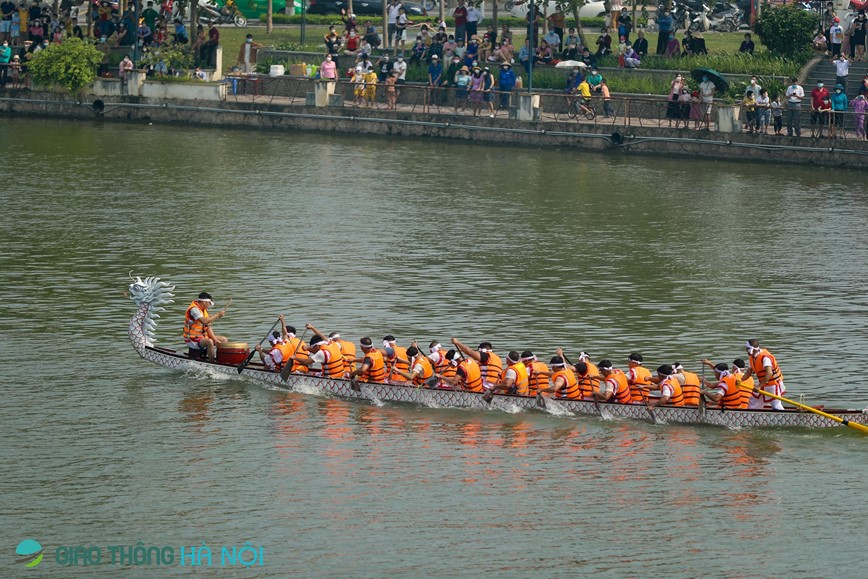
522,351,550,397
255,330,292,371
647,364,684,408
291,332,346,379
348,337,386,383
437,348,460,385
626,352,654,402
451,338,503,388
700,362,746,409
280,320,310,374
392,346,435,386
383,347,405,383
328,331,357,375
426,340,448,374
557,348,600,399
540,355,579,399
438,350,484,392
732,358,756,408
593,360,633,404
741,339,785,410
383,335,410,380
490,351,529,396
672,362,701,406
183,291,228,362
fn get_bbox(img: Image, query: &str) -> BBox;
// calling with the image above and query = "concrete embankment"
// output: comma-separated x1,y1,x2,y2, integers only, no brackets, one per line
2,91,867,168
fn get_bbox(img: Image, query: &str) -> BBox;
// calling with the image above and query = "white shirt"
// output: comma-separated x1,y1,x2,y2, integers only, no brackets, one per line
387,2,402,24
835,59,850,76
467,6,481,23
188,306,204,320
660,382,675,398
504,367,517,382
310,349,327,365
393,59,407,79
411,361,426,376
265,346,284,370
699,80,715,103
785,84,804,103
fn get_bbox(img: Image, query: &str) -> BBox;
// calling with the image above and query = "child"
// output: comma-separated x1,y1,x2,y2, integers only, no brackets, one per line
742,90,756,133
771,93,783,135
352,65,365,106
385,70,398,110
690,90,702,129
816,96,832,137
363,64,377,108
600,77,614,117
850,94,867,139
677,87,691,129
9,54,21,87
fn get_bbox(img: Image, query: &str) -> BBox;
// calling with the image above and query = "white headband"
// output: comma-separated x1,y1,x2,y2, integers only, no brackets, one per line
578,352,590,361
330,333,340,339
430,343,441,353
717,369,731,378
478,348,489,353
673,364,684,371
599,364,613,371
286,332,295,338
746,341,761,355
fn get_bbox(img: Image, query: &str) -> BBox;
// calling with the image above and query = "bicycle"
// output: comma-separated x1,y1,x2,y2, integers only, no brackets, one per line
566,95,596,120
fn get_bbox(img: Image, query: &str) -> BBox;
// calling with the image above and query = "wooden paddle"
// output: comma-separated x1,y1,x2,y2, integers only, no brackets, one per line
280,327,309,382
741,384,868,435
236,317,281,374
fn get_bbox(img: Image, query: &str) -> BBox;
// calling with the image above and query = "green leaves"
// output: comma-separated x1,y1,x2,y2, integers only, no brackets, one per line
755,6,816,61
28,38,104,94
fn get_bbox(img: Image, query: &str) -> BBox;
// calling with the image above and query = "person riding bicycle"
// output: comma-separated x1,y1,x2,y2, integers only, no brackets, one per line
576,75,592,107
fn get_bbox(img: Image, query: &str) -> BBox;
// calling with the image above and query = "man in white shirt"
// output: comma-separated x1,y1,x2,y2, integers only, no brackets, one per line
387,0,403,50
392,54,407,84
466,3,482,40
741,339,786,411
784,76,804,137
698,74,715,129
834,53,849,90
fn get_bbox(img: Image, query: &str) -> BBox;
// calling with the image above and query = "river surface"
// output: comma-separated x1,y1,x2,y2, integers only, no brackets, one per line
1,118,866,576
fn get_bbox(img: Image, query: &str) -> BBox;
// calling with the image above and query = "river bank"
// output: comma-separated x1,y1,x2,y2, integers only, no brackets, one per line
2,86,867,168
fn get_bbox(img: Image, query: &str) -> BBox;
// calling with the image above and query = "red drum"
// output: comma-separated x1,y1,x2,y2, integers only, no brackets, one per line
216,342,250,365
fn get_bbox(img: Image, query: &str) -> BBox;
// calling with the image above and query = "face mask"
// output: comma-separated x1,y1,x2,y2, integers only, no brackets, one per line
836,89,842,93
100,37,106,42
246,38,252,43
818,83,823,88
702,76,708,82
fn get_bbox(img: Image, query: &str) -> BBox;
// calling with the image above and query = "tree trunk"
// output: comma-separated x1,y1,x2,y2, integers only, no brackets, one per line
382,0,388,48
439,1,445,28
492,0,498,33
572,7,584,47
267,0,273,34
348,0,354,16
86,3,93,38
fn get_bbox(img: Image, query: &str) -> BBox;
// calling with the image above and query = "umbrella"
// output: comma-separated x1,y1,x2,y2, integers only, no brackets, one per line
691,67,729,92
555,60,588,69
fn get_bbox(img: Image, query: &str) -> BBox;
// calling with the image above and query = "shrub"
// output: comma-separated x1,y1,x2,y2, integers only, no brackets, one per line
755,6,815,61
28,38,104,94
139,44,194,72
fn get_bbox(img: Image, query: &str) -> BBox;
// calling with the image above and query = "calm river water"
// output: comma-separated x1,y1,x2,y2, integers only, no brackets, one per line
1,118,866,576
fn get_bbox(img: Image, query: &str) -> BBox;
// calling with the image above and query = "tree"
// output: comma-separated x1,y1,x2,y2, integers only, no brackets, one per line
28,38,104,95
556,0,586,47
755,5,815,60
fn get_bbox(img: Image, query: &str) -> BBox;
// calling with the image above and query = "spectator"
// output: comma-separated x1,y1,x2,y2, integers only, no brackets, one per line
341,9,357,34
810,80,830,135
617,8,633,42
677,87,692,128
385,70,398,109
771,93,783,135
816,95,832,137
392,54,407,84
16,2,26,42
408,37,425,65
192,24,206,65
376,53,393,81
564,27,580,50
698,73,716,129
118,54,133,84
623,42,640,68
580,46,596,68
633,31,648,58
860,72,868,95
392,7,411,56
0,39,10,86
526,7,541,48
466,2,481,41
357,37,373,57
453,0,467,43
427,53,444,104
444,53,461,89
497,61,515,109
785,77,805,137
363,64,377,108
657,9,673,54
518,38,531,73
236,33,262,74
665,32,680,58
351,65,365,106
137,21,152,47
495,37,514,64
387,0,402,50
830,17,843,59
320,54,337,80
483,66,495,117
324,25,342,55
500,23,513,46
454,37,466,61
464,34,479,67
363,20,380,49
0,0,15,43
813,29,828,54
739,33,755,55
202,22,218,68
835,53,850,90
587,67,602,92
600,77,614,117
848,13,865,60
96,34,110,75
742,90,756,133
565,66,582,93
850,93,867,139
534,39,553,65
9,8,18,43
595,28,611,56
547,9,565,53
172,19,187,45
143,1,158,32
562,40,579,60
443,34,457,59
343,29,361,56
667,73,685,126
454,65,469,112
434,24,448,45
542,27,560,55
756,88,771,133
831,83,848,137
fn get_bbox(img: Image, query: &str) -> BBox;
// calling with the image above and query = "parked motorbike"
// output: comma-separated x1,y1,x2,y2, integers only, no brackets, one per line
197,0,247,27
688,2,742,33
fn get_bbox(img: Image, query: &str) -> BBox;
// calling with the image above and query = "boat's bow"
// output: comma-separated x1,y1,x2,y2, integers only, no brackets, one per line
127,274,175,357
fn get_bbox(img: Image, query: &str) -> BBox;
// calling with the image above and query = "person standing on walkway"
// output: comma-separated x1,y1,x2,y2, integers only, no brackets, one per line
656,9,673,55
834,53,850,90
699,73,716,130
850,93,867,139
830,17,844,59
387,0,402,50
785,77,804,137
237,33,262,74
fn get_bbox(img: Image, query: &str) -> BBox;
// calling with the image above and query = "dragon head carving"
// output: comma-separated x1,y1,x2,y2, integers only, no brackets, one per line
128,273,175,347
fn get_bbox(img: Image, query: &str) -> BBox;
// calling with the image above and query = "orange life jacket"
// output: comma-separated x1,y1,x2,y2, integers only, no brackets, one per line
749,349,783,386
681,371,701,406
285,336,309,373
576,366,597,400
362,349,386,383
457,359,483,393
553,368,580,400
502,362,529,396
183,301,208,341
410,356,435,386
527,360,550,397
271,341,295,370
480,351,503,385
659,376,684,406
718,374,746,409
440,360,458,382
628,365,653,402
320,341,345,378
339,339,357,374
606,369,632,404
392,345,410,379
431,351,448,376
737,371,755,407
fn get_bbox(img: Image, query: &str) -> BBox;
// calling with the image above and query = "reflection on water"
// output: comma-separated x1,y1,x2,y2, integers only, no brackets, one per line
2,119,868,576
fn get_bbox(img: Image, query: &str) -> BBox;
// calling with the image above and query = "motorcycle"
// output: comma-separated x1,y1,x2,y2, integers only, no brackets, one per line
688,3,742,33
197,0,247,27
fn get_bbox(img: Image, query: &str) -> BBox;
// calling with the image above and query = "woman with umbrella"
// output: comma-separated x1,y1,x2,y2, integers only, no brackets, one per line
692,68,728,130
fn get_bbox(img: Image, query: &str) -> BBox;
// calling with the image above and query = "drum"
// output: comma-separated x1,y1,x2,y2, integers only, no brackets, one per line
216,342,250,365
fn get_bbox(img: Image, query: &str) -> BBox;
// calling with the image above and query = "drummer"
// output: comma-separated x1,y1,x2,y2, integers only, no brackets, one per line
183,291,228,362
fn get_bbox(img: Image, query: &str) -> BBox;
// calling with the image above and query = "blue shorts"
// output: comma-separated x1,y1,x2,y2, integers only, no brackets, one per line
0,21,11,33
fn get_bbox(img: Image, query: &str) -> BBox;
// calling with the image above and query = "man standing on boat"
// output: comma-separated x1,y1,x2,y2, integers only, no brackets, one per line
451,338,503,388
348,337,387,383
741,339,786,411
183,291,228,362
593,360,633,404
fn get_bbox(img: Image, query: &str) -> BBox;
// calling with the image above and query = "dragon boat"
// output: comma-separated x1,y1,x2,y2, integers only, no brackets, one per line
128,275,868,431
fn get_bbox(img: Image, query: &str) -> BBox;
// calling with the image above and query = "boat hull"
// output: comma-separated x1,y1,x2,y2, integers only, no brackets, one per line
138,345,868,431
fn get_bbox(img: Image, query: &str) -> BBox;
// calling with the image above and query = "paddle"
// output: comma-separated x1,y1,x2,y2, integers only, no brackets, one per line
280,327,309,383
741,384,868,435
237,317,281,374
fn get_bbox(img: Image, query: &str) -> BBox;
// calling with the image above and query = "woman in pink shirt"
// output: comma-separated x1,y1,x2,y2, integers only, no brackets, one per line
320,54,337,79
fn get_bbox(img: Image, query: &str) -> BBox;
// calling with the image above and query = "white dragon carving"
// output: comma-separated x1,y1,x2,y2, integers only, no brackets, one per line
127,273,175,355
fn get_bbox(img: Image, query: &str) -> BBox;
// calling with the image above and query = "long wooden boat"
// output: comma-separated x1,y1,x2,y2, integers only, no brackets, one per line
128,275,868,431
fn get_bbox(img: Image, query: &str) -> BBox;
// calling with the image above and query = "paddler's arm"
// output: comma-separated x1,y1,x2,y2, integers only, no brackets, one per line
304,323,329,343
451,338,482,362
254,344,269,364
279,314,288,341
540,376,565,395
700,387,723,403
348,360,371,379
700,358,716,370
290,355,315,367
593,383,613,402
